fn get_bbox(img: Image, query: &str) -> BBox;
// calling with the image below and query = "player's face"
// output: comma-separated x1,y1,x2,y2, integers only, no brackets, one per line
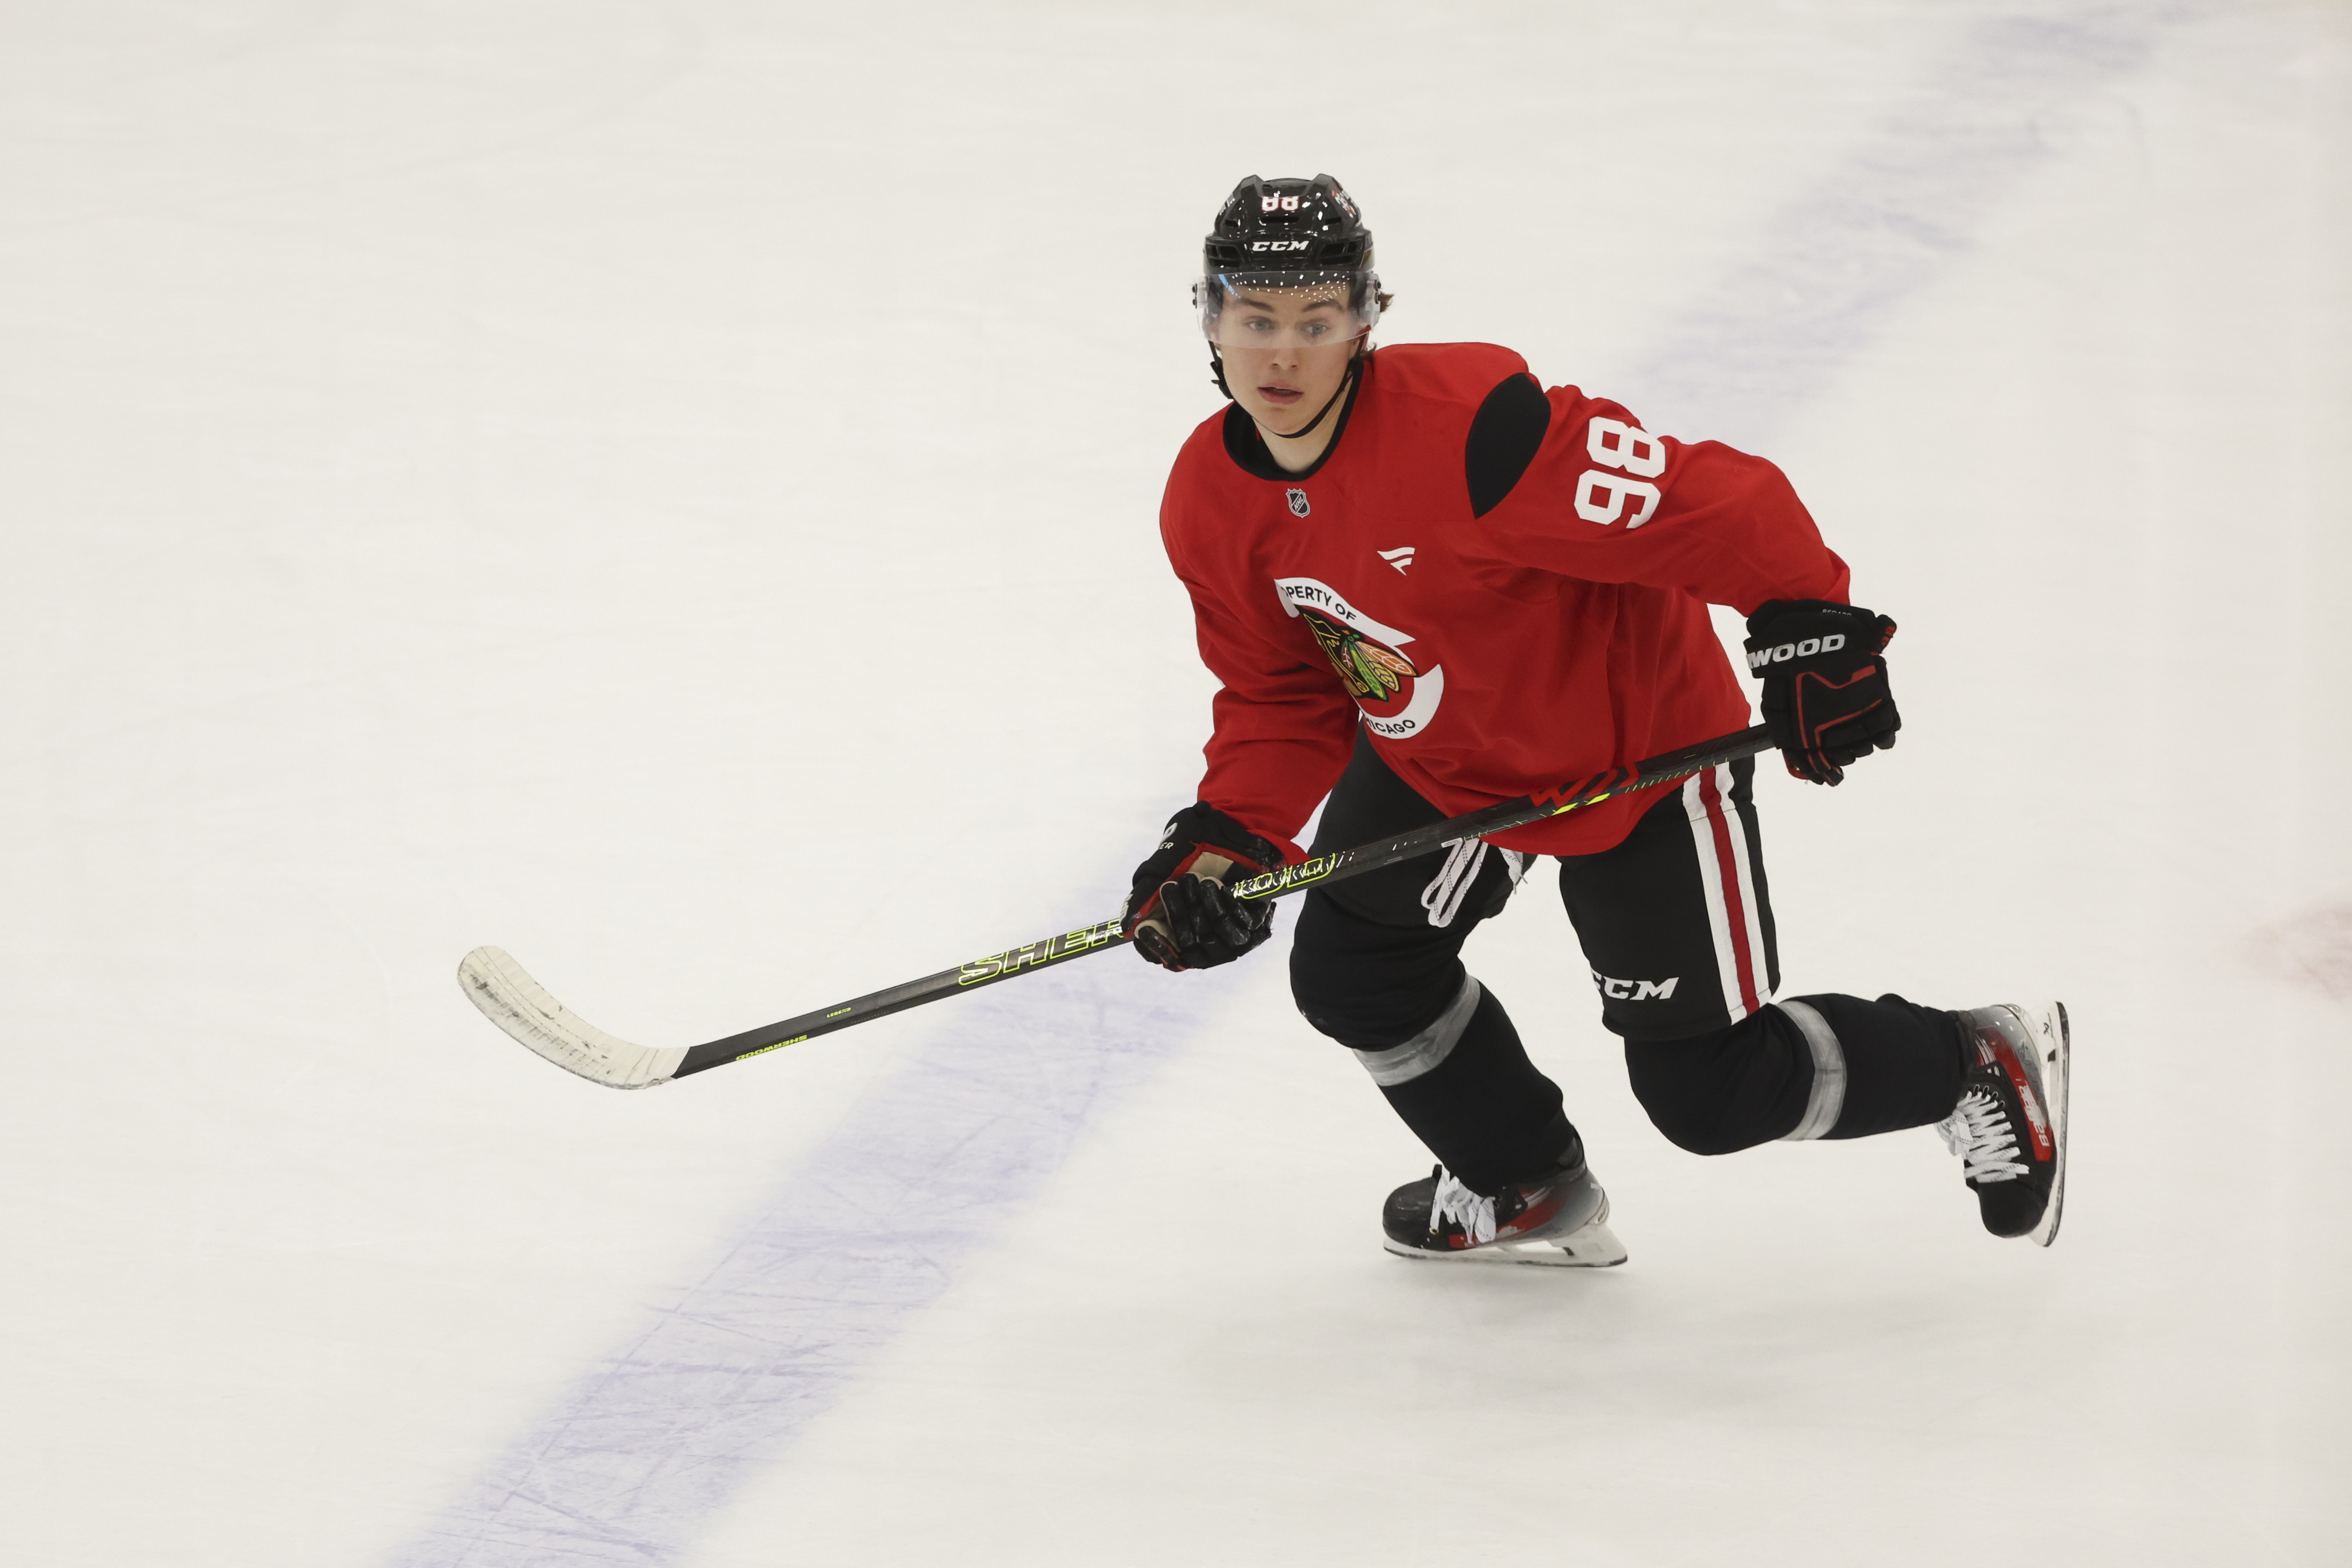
1210,285,1364,435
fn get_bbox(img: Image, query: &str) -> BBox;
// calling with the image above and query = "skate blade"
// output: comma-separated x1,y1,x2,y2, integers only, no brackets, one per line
1383,1217,1629,1268
2026,999,2069,1248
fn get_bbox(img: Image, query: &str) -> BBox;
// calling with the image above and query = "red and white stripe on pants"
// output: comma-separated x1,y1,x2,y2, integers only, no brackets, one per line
1681,764,1770,1024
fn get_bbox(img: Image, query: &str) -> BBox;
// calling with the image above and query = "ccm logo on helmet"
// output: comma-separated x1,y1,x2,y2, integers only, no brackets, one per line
1260,195,1303,213
1591,971,1679,1001
1247,239,1313,253
1746,634,1846,671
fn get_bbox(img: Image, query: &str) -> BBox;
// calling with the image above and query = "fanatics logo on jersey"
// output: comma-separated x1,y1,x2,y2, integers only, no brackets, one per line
1378,546,1414,574
1286,488,1310,518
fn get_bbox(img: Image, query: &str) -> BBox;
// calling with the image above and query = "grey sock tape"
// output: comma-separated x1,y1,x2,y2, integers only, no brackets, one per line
1352,974,1482,1087
1777,998,1848,1141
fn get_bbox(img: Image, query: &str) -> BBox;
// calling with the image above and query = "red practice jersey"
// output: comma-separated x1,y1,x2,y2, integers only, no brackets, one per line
1159,342,1851,862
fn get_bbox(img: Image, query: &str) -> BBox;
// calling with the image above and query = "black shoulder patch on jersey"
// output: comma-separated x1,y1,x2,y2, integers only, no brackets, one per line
1464,373,1551,517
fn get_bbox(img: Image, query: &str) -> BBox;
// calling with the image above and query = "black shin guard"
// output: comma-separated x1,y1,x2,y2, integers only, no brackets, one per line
1360,982,1573,1196
1626,992,1967,1155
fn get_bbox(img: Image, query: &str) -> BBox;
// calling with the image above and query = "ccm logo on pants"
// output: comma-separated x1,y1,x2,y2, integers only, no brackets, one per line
1592,972,1680,1001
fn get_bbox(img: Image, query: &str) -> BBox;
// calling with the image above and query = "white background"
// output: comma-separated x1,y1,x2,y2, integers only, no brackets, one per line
2,2,2347,1563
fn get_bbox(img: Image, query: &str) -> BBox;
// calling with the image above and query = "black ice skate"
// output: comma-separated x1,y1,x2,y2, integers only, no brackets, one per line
1381,1142,1627,1267
1937,1000,2070,1246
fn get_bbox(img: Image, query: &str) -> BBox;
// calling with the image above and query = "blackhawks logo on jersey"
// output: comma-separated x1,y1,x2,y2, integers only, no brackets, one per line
1273,575,1447,741
1301,609,1418,700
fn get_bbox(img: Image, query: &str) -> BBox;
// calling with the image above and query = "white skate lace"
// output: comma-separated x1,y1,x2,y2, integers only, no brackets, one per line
1937,1089,2027,1183
1431,1168,1500,1244
1421,840,1529,929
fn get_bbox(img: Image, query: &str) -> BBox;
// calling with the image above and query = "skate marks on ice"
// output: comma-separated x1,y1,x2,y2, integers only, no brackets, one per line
388,953,1207,1568
1622,0,2210,452
2248,904,2352,1002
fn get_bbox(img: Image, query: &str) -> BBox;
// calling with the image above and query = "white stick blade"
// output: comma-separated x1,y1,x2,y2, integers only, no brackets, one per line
457,946,686,1090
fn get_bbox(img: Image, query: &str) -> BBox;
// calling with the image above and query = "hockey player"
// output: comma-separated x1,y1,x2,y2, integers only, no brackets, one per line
1121,174,2069,1265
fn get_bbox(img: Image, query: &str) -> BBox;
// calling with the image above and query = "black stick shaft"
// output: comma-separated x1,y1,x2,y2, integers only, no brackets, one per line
673,723,1775,1078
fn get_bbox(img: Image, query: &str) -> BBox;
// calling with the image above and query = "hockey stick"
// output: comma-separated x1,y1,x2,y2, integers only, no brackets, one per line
458,722,1775,1089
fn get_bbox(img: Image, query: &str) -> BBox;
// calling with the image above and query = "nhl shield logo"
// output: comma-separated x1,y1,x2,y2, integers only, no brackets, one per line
1286,488,1311,518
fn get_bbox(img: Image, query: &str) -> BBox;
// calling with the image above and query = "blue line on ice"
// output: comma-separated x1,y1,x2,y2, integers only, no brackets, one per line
1626,2,2202,452
388,7,2201,1563
393,951,1208,1566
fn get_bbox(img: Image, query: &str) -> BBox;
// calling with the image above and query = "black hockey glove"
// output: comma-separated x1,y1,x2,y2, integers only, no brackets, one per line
1121,802,1282,972
1743,599,1901,786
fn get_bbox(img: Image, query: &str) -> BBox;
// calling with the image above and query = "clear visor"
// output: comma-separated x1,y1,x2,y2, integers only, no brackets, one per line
1198,272,1379,352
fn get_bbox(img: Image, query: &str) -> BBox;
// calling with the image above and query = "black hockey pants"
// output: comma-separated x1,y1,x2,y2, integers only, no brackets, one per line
1288,732,1968,1195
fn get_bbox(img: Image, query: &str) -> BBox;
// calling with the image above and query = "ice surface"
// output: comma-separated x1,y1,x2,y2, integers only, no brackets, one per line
1,3,2347,1565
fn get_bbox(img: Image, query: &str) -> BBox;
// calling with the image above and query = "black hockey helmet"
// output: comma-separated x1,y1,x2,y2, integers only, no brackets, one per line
1196,173,1383,348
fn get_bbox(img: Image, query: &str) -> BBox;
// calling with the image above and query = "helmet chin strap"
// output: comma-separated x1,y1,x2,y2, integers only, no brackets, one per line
1208,345,1234,400
1209,343,1364,442
1265,356,1360,441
